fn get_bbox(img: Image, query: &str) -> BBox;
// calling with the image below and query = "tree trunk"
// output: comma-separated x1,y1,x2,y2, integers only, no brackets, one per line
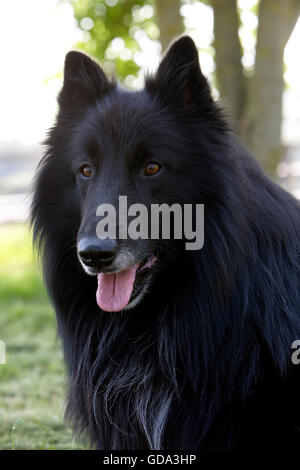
212,0,245,129
155,0,183,53
243,0,300,174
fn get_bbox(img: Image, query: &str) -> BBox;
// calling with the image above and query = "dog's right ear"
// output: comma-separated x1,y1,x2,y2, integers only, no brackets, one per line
146,36,213,112
58,51,112,110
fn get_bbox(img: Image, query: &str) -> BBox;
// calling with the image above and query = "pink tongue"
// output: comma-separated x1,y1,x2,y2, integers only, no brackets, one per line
96,264,139,312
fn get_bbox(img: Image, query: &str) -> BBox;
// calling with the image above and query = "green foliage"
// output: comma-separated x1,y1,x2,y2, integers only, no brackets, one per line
71,0,159,83
0,225,85,449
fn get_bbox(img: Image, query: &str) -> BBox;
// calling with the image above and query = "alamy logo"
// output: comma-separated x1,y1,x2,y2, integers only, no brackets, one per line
291,340,300,365
0,340,6,365
96,196,204,250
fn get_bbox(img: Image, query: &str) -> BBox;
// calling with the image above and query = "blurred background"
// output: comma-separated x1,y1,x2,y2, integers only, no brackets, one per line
0,0,299,450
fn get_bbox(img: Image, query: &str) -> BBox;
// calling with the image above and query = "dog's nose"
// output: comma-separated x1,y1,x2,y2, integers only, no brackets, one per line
78,237,117,270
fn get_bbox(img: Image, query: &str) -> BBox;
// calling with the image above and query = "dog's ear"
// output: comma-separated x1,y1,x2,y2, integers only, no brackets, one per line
146,36,213,110
58,51,112,110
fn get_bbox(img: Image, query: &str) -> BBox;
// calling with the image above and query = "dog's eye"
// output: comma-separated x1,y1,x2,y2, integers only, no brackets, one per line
80,164,93,178
144,162,161,176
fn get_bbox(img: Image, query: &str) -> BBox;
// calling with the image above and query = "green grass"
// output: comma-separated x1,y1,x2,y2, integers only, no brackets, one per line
0,224,85,450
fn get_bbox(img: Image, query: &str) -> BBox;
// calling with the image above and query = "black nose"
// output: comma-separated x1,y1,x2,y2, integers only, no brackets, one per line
78,237,117,270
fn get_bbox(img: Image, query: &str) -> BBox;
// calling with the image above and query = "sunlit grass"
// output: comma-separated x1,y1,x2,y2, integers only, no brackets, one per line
0,224,84,449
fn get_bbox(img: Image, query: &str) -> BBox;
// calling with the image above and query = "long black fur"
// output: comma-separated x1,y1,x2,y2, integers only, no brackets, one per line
31,36,300,450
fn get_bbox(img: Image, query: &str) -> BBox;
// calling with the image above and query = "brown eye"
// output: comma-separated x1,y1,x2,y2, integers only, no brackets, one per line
80,164,93,178
144,162,161,176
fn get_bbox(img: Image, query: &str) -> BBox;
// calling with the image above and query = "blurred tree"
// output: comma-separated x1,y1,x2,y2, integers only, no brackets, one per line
212,0,300,174
70,0,182,82
212,0,245,127
71,0,156,80
156,0,183,51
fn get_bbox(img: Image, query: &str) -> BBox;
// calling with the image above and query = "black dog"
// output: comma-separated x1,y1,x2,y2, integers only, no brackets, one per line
31,36,300,450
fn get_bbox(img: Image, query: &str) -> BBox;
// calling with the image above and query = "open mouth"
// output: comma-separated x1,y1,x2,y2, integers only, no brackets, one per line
96,254,157,312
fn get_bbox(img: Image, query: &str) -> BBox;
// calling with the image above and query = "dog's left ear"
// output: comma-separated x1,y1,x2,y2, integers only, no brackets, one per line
58,51,112,110
146,36,212,110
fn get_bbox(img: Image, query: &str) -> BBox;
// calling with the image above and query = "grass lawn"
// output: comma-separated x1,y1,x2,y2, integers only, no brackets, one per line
0,224,85,450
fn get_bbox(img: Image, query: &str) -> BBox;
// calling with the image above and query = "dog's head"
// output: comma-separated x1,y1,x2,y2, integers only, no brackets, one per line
36,36,222,312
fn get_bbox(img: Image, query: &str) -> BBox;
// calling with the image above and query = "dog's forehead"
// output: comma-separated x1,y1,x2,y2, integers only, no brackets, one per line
76,89,173,157
97,90,158,134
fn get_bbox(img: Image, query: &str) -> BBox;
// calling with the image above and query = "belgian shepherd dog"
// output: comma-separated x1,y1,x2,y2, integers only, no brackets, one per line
31,36,300,450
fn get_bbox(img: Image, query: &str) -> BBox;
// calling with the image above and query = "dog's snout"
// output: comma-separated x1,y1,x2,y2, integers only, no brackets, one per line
78,237,117,270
